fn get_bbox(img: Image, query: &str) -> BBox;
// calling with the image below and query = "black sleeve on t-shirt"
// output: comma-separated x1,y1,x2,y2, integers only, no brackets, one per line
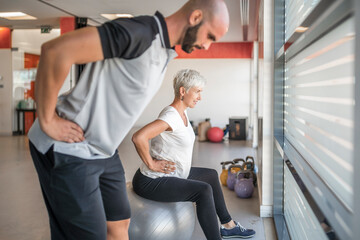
97,15,158,59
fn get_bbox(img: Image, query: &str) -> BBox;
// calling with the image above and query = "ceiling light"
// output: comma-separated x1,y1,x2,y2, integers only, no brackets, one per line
0,12,36,20
116,14,133,18
295,26,308,33
101,14,133,20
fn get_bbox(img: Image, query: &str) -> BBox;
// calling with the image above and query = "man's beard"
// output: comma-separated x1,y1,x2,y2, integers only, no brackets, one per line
181,22,203,53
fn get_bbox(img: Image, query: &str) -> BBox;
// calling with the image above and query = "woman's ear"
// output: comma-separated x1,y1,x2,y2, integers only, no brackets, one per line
189,10,203,26
179,86,186,97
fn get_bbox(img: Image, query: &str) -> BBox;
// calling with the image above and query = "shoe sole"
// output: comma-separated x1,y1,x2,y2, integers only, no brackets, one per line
221,234,255,239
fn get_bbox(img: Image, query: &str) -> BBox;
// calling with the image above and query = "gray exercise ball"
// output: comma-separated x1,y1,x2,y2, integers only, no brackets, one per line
126,182,196,240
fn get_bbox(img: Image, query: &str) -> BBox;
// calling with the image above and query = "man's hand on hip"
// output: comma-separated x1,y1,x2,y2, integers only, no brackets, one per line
41,114,85,143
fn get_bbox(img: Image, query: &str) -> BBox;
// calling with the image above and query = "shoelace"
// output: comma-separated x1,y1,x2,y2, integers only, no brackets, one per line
236,222,246,232
221,221,247,232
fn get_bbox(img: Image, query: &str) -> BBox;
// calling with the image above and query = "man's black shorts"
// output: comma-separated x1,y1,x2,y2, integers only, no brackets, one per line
29,141,130,240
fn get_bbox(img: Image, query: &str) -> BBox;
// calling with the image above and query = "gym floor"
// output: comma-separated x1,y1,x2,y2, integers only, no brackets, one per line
0,128,277,240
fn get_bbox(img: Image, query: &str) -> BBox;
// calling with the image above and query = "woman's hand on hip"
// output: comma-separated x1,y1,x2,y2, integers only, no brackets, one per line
149,159,176,174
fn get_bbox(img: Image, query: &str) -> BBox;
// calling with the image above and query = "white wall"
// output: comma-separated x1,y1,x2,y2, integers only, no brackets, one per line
11,29,72,95
0,49,13,135
12,50,24,71
135,58,251,128
12,29,61,55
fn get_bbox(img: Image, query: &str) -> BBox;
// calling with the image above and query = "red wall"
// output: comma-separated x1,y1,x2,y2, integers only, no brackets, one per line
24,53,38,101
60,17,75,35
24,53,40,69
0,27,11,48
24,53,40,134
175,42,253,59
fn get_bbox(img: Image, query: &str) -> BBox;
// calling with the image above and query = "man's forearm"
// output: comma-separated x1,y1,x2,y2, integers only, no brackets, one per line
35,42,72,128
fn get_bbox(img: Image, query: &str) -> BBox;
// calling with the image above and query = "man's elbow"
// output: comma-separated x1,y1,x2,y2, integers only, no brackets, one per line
40,38,64,60
40,41,55,57
40,41,49,53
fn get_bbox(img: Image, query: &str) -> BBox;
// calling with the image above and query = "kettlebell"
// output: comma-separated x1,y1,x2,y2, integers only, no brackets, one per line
235,170,254,198
220,161,234,186
245,156,257,186
233,158,245,167
231,158,245,173
226,162,244,191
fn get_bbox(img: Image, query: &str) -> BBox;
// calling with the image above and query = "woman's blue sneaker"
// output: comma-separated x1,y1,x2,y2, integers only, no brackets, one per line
220,221,255,239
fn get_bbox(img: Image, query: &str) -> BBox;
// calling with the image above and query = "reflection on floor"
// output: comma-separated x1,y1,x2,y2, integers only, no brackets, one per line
0,130,275,240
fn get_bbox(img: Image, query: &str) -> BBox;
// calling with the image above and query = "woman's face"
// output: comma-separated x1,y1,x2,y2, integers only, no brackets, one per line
183,86,203,108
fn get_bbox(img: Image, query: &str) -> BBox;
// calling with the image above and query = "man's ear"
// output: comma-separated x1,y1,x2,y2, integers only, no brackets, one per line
189,10,203,26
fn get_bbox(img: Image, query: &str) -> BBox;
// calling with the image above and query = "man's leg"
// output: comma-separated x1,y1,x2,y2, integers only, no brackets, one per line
29,142,108,240
106,219,130,240
100,153,131,239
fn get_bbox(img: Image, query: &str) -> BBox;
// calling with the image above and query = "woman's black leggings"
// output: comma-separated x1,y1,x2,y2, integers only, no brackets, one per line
132,167,232,240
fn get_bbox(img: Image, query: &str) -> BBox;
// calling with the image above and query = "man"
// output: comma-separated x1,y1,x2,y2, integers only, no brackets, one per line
28,0,229,239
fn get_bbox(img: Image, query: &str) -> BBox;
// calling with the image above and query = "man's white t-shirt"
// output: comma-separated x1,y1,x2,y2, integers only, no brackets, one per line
140,106,195,179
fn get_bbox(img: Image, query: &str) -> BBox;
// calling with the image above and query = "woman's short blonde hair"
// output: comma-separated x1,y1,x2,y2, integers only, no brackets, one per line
173,69,206,98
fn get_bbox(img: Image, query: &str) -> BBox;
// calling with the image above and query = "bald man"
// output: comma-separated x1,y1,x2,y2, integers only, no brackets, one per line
28,0,229,239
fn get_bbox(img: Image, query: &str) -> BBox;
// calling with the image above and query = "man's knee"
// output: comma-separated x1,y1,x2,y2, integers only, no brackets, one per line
107,218,130,234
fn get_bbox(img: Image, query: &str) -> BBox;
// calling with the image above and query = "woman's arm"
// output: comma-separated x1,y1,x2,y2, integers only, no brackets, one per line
132,120,176,174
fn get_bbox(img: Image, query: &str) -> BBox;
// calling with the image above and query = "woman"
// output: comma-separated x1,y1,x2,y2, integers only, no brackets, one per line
132,69,255,239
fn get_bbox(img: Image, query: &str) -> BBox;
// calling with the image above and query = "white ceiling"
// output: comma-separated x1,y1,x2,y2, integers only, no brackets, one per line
0,0,259,42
